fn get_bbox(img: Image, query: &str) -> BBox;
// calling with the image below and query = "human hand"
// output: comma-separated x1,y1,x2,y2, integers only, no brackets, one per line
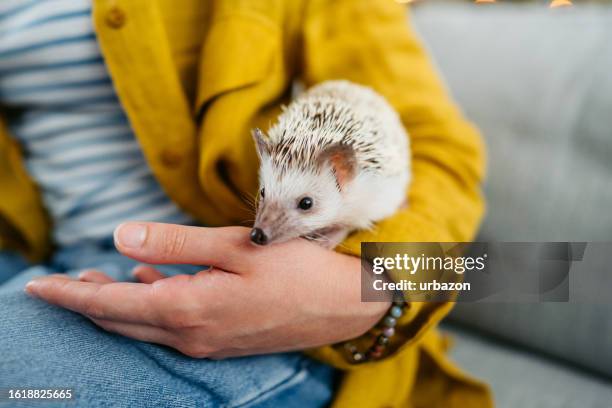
25,223,389,358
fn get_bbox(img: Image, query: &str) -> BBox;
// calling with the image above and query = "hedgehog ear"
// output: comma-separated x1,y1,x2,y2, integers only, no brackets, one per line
317,143,357,191
251,128,271,159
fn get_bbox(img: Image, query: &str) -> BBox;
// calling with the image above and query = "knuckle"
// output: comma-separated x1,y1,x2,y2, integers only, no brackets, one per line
159,227,187,258
147,285,166,324
84,304,104,319
83,289,106,319
84,303,105,320
148,283,191,329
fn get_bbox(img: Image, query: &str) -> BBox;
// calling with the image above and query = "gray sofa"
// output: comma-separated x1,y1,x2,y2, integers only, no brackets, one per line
412,3,612,407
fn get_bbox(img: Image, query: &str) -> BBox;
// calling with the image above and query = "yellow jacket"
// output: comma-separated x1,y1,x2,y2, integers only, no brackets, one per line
0,0,491,406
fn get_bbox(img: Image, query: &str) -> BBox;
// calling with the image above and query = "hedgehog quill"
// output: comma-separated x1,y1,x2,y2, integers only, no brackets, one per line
250,80,411,249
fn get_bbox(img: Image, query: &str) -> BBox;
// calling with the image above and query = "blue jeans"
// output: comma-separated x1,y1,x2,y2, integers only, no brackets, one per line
0,245,336,407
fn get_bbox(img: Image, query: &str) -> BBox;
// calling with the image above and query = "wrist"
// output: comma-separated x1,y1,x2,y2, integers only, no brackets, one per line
343,299,406,363
335,252,405,363
356,299,391,333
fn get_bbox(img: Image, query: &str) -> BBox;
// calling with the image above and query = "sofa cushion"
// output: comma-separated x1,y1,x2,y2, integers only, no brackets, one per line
412,3,612,378
442,324,612,408
413,3,612,241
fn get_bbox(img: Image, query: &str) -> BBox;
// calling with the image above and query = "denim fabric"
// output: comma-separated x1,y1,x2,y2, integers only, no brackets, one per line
0,247,336,407
0,251,28,285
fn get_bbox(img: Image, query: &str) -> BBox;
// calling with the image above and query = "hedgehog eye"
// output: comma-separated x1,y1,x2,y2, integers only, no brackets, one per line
260,188,265,199
298,197,313,211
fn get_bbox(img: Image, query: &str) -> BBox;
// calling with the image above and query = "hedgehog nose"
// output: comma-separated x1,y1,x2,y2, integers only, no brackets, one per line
250,228,268,245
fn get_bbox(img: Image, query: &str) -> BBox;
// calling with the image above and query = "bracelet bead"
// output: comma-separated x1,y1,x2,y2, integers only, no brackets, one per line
352,352,365,362
376,335,389,346
390,305,403,318
344,343,358,353
382,327,395,337
383,316,397,327
343,299,406,363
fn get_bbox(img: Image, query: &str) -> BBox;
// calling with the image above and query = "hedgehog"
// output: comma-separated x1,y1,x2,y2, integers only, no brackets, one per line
250,80,411,249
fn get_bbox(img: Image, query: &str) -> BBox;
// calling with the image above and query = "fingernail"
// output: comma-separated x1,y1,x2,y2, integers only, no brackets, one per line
25,280,39,296
115,223,147,249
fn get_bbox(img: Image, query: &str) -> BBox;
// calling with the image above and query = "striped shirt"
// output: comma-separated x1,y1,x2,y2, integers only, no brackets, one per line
0,0,193,246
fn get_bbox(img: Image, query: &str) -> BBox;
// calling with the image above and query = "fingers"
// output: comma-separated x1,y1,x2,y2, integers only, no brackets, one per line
113,223,252,270
78,266,166,284
47,273,72,280
132,265,165,284
90,318,176,347
25,276,160,325
78,269,115,284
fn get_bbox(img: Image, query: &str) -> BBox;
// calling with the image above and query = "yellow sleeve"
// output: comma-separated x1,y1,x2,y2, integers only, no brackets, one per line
0,116,51,261
301,0,486,368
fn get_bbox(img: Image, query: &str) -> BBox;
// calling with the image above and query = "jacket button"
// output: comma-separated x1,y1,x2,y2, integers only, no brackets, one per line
106,7,126,29
160,149,183,168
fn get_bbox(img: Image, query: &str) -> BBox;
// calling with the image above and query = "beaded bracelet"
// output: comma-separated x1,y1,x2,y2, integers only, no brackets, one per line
343,298,406,363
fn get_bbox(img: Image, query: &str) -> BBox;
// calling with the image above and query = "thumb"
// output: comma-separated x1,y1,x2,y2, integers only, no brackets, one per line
113,222,251,271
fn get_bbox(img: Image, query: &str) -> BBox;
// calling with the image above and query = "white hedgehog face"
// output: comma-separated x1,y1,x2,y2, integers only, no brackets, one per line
251,159,344,245
250,128,356,246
